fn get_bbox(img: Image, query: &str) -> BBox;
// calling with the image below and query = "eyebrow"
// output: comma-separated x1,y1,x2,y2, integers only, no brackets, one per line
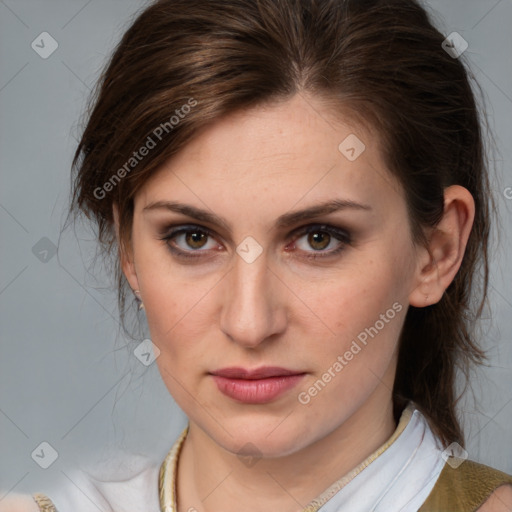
142,199,372,231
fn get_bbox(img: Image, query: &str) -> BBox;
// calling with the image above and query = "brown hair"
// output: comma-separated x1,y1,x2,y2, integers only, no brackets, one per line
69,0,494,448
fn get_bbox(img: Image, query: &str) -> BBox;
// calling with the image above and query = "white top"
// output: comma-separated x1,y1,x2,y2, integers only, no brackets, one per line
311,406,446,511
30,402,447,511
46,452,162,512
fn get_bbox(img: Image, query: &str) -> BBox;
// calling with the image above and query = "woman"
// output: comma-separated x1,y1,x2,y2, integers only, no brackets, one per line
3,0,511,510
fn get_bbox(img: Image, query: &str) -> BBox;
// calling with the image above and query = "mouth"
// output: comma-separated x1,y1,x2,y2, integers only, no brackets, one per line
209,366,306,404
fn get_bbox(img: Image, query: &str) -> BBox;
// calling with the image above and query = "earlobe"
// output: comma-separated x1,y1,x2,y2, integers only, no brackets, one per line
409,185,475,308
112,203,140,293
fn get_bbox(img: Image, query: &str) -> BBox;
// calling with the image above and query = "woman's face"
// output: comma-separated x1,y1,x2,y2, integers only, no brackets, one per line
123,94,423,457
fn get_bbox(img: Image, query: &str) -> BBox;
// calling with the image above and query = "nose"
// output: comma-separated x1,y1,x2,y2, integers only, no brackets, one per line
219,251,287,348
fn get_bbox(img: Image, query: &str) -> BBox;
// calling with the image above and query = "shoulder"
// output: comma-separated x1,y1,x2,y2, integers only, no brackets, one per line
418,457,512,512
478,484,512,511
51,455,161,511
0,454,162,512
0,493,39,512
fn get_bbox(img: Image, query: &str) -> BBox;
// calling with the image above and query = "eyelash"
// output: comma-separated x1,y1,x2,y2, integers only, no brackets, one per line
158,223,351,261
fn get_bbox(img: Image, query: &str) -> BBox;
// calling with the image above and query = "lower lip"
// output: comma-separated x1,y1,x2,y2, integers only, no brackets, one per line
211,374,305,404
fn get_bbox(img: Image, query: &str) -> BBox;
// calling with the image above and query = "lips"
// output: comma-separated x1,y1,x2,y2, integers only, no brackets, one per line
210,366,302,379
209,366,306,404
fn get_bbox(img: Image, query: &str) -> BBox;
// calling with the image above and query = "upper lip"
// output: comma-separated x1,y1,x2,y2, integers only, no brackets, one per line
210,366,304,380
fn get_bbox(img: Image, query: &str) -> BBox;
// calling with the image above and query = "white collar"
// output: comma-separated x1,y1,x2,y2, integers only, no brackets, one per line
158,402,446,512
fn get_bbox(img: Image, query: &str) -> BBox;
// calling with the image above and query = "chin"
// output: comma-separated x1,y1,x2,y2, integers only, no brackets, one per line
213,415,310,459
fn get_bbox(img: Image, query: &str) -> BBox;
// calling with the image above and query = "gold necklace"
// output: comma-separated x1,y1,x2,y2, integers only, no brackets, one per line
159,425,189,512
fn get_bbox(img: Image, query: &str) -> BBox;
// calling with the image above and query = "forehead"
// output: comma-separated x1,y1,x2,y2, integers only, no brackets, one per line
136,94,404,220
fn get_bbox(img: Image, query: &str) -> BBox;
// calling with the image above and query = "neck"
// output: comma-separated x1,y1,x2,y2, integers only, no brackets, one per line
176,389,399,512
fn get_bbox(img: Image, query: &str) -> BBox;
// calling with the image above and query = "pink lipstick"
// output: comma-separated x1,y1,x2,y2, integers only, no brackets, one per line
210,366,305,404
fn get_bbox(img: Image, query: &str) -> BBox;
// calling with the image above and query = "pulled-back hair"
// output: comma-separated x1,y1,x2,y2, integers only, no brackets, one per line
69,0,494,448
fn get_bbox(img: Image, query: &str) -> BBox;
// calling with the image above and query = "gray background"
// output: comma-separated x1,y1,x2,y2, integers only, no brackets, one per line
1,0,511,498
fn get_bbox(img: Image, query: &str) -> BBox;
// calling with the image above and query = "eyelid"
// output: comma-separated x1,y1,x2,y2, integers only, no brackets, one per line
157,223,214,238
289,223,351,242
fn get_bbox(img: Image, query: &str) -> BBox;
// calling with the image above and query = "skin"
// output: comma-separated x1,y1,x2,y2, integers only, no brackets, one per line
115,93,476,512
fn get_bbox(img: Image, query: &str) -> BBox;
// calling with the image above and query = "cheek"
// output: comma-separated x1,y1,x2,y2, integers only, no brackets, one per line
299,254,409,365
293,261,407,420
142,276,214,360
131,239,209,356
140,269,214,402
314,258,403,323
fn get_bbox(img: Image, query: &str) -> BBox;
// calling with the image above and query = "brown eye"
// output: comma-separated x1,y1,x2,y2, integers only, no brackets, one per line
184,230,209,249
160,225,219,259
291,224,351,260
307,231,331,251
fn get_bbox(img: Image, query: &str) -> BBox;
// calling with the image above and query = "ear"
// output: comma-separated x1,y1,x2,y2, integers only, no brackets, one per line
113,203,140,293
409,185,475,307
